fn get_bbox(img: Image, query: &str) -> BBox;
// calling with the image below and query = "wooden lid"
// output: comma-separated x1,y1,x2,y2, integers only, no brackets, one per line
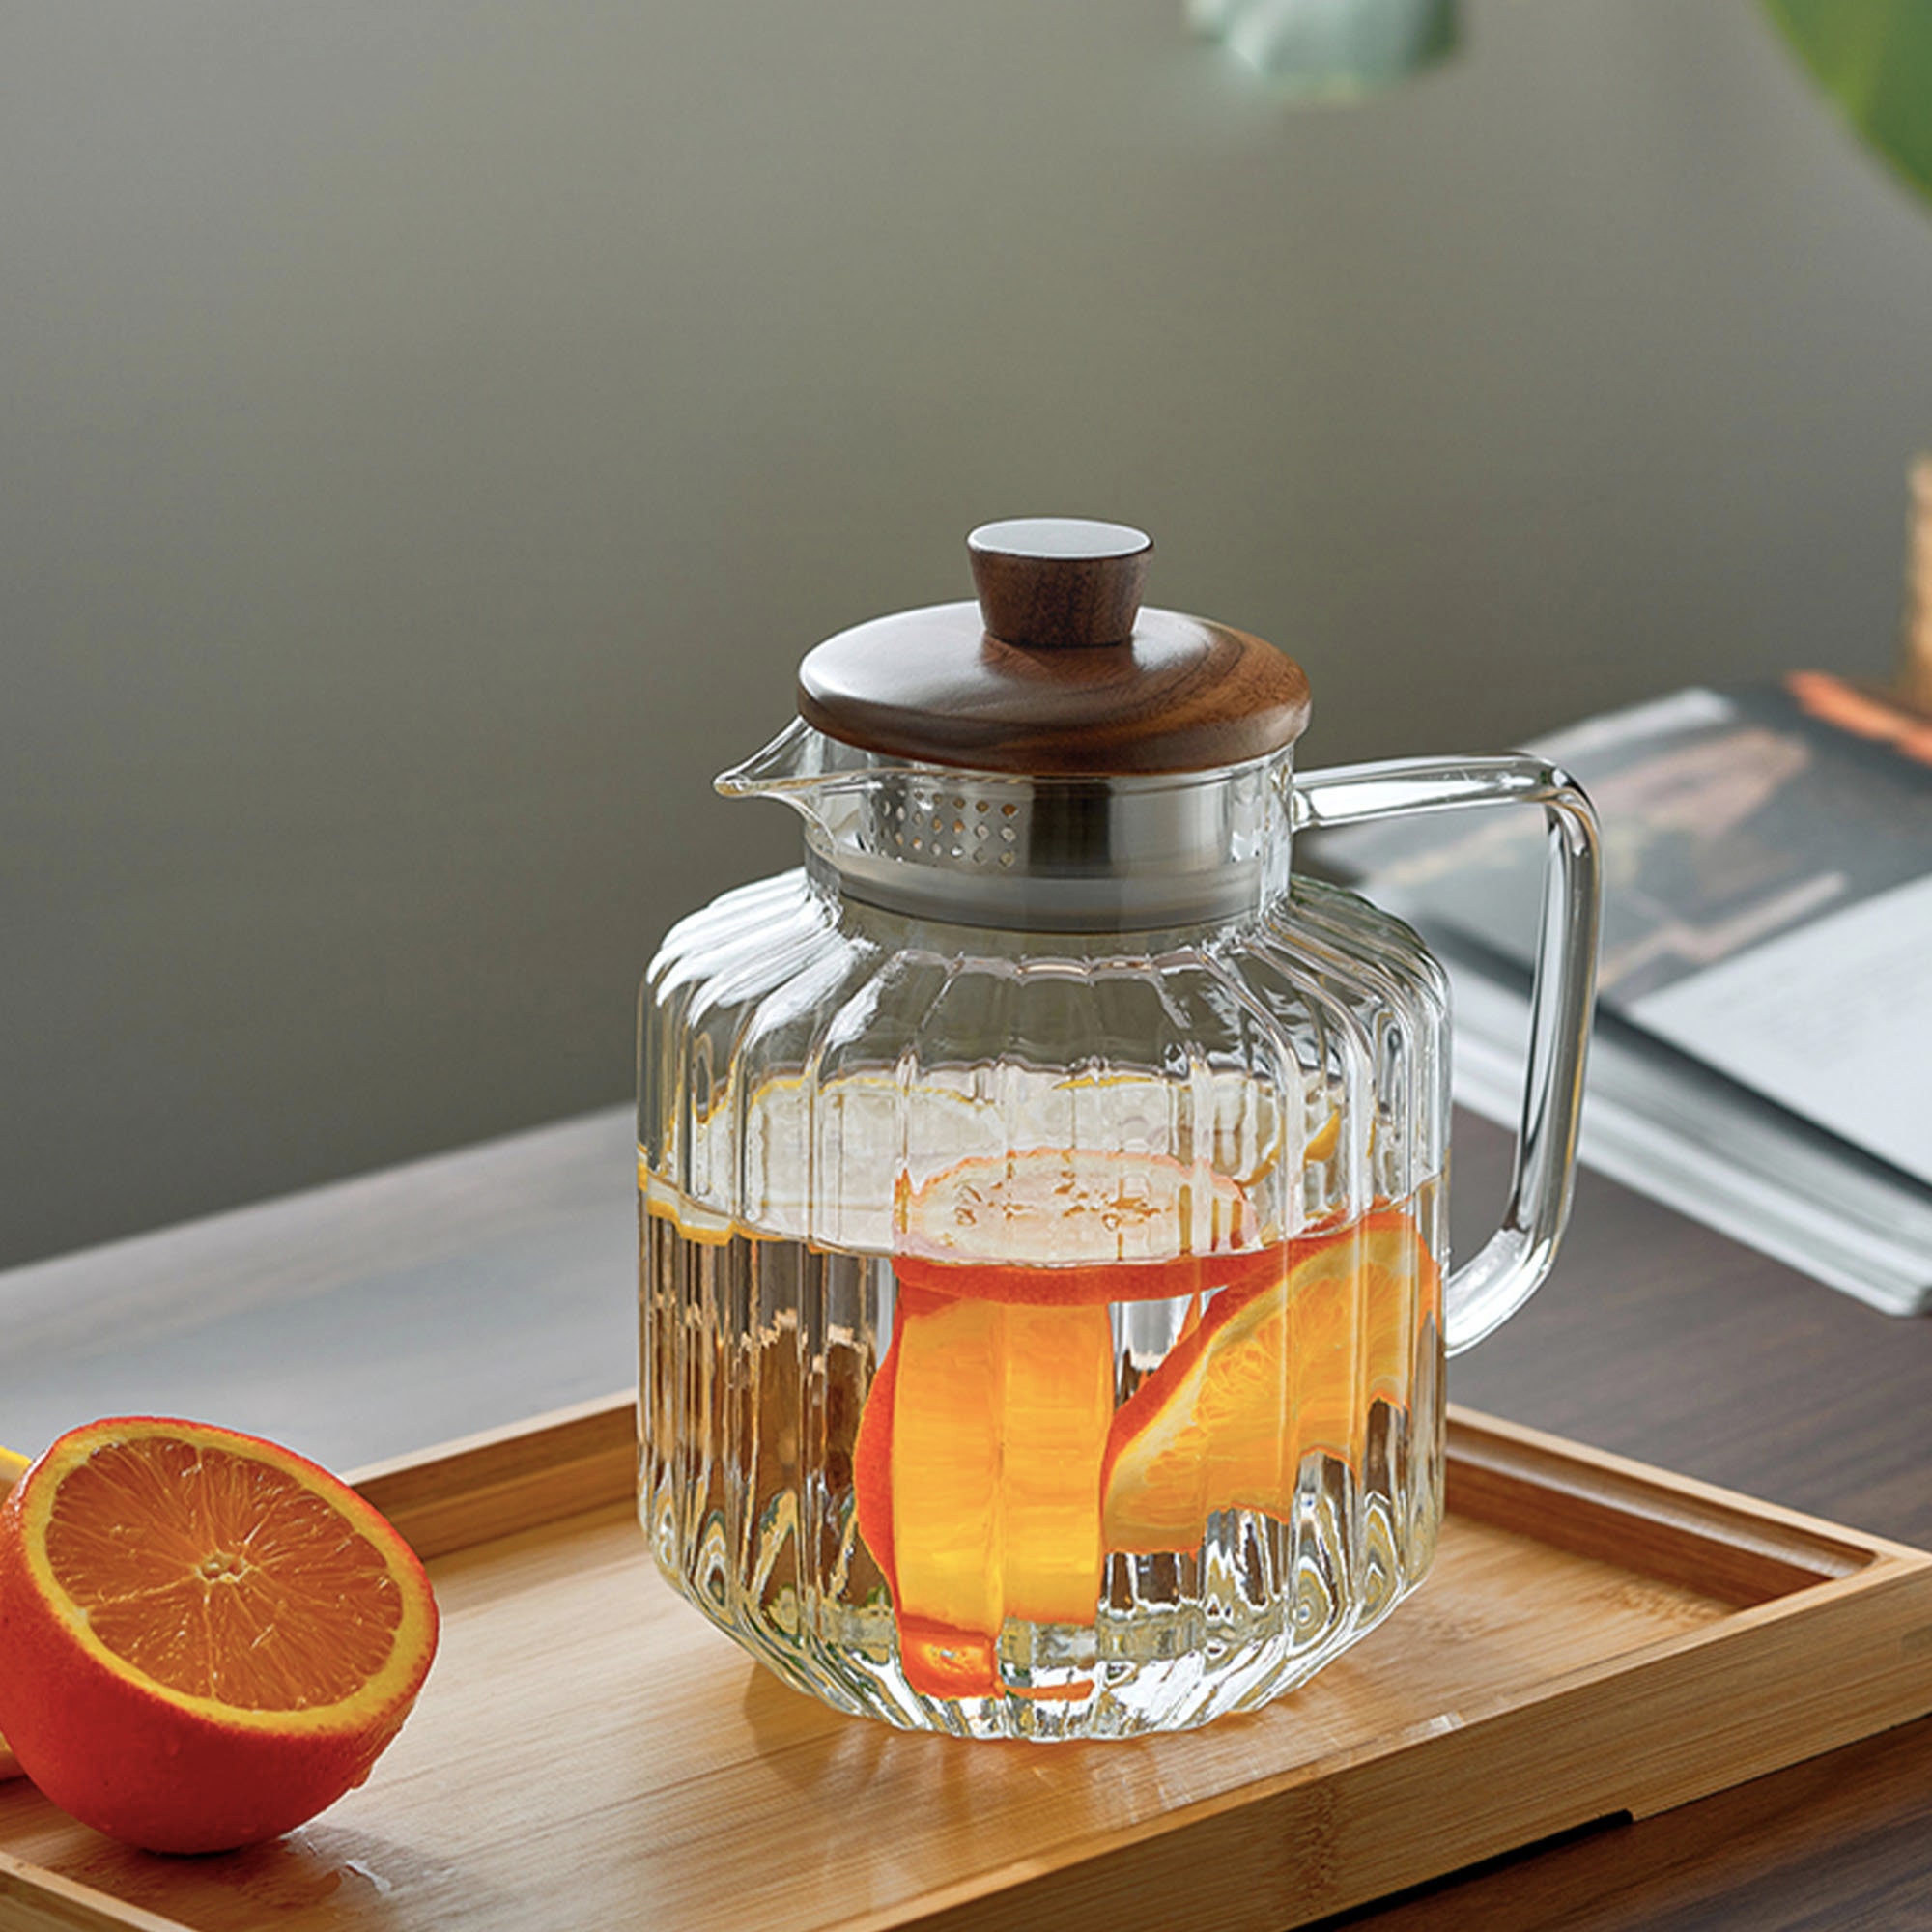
796,520,1312,775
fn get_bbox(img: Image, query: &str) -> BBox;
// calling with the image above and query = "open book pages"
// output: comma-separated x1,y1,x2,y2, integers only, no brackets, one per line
1313,679,1932,1316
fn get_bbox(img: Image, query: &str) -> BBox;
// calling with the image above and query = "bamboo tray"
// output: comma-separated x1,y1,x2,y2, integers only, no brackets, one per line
4,1397,1931,1932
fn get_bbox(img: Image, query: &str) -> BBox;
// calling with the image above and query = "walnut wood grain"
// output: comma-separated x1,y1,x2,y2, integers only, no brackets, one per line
797,601,1312,775
795,524,1312,774
965,518,1151,649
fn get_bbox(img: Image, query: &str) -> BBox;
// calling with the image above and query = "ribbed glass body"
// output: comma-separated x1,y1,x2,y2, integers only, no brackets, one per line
638,842,1454,1739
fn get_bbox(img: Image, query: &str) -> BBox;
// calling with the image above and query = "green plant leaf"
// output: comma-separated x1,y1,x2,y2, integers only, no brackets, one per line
1762,0,1932,204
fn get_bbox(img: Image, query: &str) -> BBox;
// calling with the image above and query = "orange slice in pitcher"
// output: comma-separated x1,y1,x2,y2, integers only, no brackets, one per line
892,1148,1265,1306
855,1149,1266,1698
1101,1213,1434,1556
854,1285,1116,1698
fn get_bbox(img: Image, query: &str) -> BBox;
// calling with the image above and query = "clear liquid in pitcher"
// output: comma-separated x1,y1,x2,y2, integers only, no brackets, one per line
640,1155,1444,1742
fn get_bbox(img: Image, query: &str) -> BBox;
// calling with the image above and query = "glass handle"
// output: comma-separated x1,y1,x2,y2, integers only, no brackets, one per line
1292,756,1603,1354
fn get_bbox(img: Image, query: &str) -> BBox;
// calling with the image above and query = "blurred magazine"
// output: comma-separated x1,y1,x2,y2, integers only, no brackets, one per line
1313,675,1932,1315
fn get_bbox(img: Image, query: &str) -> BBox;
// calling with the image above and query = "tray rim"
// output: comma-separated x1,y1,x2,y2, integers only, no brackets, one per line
341,1388,1928,1572
3,1397,1929,1932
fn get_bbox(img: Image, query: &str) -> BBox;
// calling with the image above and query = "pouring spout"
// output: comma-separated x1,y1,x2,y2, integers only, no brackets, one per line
716,719,896,846
717,719,840,798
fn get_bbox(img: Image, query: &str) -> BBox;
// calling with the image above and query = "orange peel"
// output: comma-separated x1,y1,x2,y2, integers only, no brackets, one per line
0,1416,438,1853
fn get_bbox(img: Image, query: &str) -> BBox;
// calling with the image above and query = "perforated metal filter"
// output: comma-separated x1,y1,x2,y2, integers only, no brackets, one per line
722,715,1295,931
795,753,1293,931
867,775,1030,873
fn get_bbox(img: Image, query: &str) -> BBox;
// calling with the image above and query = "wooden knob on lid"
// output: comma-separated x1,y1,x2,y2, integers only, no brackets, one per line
796,518,1310,775
968,519,1151,649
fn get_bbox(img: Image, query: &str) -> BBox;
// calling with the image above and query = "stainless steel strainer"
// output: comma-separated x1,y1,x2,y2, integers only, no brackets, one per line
719,723,1292,929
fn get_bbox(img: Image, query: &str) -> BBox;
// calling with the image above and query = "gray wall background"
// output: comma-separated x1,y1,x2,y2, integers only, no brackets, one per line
6,0,1931,1269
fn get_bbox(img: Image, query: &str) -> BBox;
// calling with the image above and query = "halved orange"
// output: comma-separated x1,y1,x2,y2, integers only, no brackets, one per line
0,1417,439,1853
0,1447,20,1782
1101,1213,1435,1555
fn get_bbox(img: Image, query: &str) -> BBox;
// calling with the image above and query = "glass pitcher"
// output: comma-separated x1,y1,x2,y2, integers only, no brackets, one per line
638,520,1600,1740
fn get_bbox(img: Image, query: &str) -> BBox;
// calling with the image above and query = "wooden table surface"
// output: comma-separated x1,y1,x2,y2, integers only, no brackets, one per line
1416,1114,1932,1932
2,1104,1928,1931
